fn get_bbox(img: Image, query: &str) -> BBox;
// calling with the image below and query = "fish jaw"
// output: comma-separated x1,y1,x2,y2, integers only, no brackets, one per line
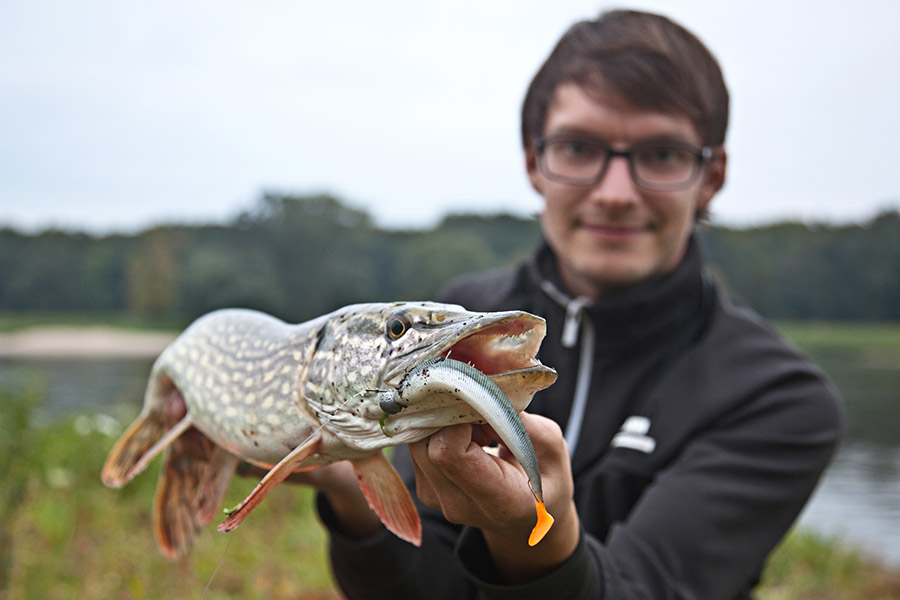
306,303,556,452
382,308,549,383
380,311,557,444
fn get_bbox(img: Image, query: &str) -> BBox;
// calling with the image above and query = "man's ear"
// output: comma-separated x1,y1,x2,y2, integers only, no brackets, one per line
697,147,727,213
525,140,544,195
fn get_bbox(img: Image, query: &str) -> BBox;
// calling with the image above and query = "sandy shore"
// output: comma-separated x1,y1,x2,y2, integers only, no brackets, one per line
0,326,177,359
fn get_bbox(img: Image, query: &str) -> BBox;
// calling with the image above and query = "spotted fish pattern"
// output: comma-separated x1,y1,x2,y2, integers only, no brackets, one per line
101,302,556,559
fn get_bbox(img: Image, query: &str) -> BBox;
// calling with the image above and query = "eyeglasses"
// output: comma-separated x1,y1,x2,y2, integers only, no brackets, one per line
535,137,714,191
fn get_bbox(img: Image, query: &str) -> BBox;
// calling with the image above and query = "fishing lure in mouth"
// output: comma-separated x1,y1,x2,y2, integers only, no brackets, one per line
396,357,555,546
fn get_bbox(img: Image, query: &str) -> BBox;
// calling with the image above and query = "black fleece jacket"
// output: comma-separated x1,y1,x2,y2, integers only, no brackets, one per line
320,236,844,599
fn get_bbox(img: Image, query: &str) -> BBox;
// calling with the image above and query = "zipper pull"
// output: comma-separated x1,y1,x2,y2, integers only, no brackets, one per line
562,297,590,348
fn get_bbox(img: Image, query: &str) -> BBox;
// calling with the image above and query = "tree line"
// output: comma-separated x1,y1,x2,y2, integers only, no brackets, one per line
1,193,898,325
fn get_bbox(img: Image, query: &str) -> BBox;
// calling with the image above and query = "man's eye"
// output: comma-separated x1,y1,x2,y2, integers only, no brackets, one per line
568,141,594,155
554,141,601,160
639,146,690,165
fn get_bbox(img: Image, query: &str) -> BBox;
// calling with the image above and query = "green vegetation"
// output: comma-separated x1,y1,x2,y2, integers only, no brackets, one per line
1,193,898,324
0,388,339,600
778,321,900,352
702,210,900,320
758,530,900,599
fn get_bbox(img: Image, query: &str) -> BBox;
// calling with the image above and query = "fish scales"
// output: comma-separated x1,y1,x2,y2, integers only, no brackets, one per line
158,309,321,462
101,302,557,559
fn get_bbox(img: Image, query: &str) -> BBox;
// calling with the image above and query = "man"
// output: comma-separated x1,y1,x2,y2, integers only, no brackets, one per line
313,9,844,598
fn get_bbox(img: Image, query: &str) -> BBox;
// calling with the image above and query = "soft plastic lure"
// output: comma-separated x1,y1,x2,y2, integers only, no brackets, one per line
397,357,554,546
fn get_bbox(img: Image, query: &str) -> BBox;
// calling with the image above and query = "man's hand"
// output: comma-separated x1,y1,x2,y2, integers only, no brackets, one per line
409,412,580,583
238,460,384,540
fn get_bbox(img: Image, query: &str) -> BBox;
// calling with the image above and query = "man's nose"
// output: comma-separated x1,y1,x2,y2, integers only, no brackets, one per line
588,155,639,205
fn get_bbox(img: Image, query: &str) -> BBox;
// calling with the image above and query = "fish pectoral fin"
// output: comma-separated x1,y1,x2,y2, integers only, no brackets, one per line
101,412,193,488
193,448,240,527
352,451,422,547
217,434,322,533
153,448,207,560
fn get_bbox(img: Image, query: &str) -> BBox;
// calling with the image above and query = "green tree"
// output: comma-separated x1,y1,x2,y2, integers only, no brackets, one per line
126,227,184,319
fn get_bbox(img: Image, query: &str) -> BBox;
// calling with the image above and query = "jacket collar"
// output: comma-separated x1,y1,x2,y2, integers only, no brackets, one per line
529,234,708,356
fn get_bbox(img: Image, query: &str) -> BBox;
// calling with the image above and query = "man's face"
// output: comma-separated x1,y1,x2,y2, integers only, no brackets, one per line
526,83,725,299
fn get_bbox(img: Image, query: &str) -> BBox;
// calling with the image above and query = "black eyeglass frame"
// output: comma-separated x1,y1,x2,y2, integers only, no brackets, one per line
534,136,715,191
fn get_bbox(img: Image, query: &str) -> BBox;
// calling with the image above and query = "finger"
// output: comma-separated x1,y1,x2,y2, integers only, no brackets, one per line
430,425,533,504
520,412,568,462
409,431,477,512
518,412,575,504
408,440,442,509
472,423,497,447
428,423,479,465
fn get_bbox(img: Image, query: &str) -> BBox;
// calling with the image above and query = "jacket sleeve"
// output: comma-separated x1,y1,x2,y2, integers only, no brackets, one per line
318,491,473,599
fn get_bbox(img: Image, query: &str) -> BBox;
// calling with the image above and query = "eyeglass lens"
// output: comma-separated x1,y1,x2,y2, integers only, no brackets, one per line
540,140,704,189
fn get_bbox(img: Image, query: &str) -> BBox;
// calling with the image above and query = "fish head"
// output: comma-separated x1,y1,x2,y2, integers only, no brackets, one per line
302,301,557,452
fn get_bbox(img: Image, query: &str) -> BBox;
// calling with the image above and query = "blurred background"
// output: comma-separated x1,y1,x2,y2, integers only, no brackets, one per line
1,1,899,598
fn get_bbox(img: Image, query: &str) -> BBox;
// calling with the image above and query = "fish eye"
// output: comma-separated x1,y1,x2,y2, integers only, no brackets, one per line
386,311,412,340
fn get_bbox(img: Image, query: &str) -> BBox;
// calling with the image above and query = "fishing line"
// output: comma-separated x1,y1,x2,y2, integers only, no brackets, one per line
200,530,235,599
203,392,365,595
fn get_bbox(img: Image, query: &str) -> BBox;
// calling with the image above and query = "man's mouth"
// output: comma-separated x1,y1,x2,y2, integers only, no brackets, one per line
578,220,650,239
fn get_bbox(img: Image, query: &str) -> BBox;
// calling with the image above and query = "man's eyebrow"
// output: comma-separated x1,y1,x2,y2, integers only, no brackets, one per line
543,126,604,139
543,130,698,146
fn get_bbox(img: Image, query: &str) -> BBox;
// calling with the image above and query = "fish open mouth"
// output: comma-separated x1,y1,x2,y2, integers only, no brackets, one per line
385,311,557,414
438,314,546,375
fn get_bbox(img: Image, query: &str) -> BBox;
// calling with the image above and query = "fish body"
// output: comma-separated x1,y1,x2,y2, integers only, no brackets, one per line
101,302,557,559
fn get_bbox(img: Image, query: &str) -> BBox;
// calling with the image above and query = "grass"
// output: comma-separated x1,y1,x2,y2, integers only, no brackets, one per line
758,529,900,599
0,387,339,600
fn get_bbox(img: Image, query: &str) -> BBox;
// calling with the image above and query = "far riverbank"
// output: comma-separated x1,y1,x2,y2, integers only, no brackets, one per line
0,326,176,359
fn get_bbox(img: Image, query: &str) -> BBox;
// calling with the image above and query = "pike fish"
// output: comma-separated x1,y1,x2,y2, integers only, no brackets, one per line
101,302,557,559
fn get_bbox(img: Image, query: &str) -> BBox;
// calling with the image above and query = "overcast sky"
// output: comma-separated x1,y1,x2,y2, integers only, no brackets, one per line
2,0,898,234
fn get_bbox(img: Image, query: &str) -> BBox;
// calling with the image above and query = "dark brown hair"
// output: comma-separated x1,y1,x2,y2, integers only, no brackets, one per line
521,10,729,147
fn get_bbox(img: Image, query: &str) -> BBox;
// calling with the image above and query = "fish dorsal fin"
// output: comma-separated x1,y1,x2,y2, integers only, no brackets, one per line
217,433,322,532
352,451,422,547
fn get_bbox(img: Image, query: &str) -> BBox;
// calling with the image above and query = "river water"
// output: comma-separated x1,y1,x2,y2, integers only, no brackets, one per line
1,345,898,565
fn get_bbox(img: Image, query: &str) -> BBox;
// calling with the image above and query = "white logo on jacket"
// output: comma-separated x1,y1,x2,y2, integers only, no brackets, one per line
611,416,656,454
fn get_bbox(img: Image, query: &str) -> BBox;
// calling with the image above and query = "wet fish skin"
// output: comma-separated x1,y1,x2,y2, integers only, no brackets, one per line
101,302,556,559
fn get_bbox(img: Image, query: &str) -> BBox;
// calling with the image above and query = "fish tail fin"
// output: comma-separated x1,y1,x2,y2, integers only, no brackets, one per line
217,434,322,533
153,448,207,560
352,451,422,547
